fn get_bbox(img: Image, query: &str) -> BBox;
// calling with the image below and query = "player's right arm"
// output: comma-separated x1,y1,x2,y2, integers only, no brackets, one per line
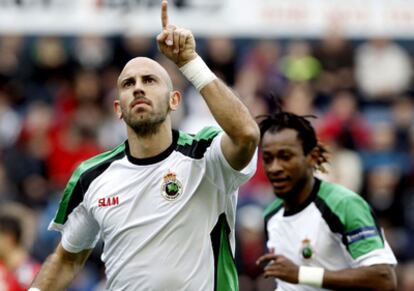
30,243,92,291
257,253,397,291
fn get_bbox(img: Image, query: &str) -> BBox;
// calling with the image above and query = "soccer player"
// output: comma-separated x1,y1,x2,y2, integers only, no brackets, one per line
29,1,259,290
256,109,397,291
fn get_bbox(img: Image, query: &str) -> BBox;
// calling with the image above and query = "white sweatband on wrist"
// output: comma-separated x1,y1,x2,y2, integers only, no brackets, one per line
179,56,217,91
298,266,324,287
28,288,42,291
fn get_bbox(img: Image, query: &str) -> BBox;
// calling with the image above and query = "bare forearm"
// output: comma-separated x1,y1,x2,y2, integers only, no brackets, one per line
200,79,259,146
30,245,92,291
323,264,397,291
31,253,81,291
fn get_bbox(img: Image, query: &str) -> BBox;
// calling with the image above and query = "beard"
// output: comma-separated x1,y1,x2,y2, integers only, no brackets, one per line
122,99,170,138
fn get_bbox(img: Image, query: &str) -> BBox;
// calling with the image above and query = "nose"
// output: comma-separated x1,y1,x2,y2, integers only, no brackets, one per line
267,159,283,174
133,81,145,97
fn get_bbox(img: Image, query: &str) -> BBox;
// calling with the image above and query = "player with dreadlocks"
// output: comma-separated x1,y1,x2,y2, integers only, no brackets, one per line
255,105,397,291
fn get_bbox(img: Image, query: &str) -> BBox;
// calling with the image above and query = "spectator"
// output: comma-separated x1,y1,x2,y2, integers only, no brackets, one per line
355,37,412,104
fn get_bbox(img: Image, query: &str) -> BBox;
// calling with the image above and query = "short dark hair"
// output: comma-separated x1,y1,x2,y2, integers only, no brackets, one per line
0,215,22,245
257,103,329,172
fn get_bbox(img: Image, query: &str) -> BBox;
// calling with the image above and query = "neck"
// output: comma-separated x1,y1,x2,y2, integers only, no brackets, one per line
284,175,315,212
127,121,173,159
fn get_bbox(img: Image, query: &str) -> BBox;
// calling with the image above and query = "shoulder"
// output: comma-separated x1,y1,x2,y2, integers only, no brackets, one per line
264,198,284,221
315,179,376,230
176,126,223,159
177,126,222,145
316,179,368,212
64,143,126,202
74,143,126,176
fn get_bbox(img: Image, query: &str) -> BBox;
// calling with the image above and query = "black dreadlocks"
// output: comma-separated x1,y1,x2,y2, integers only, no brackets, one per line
257,97,329,173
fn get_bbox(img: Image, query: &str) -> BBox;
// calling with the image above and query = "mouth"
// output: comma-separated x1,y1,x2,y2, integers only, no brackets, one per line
131,98,151,109
269,177,290,187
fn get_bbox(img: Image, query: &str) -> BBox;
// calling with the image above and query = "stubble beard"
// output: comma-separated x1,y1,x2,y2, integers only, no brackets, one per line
123,106,169,138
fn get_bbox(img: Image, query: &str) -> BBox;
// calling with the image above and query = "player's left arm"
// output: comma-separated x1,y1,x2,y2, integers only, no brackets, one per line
257,253,397,291
322,264,397,291
157,0,259,171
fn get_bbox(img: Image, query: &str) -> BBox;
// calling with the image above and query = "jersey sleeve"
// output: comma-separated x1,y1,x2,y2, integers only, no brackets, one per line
205,130,257,191
341,195,397,266
48,165,101,253
50,202,100,253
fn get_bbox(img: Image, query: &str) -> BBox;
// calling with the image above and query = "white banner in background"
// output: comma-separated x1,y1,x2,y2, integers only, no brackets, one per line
0,0,414,37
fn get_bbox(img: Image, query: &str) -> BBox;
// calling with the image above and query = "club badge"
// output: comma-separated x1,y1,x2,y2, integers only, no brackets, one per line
301,238,314,259
161,171,182,201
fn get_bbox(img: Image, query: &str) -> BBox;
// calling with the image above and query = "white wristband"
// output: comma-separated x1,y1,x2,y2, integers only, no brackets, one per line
179,56,217,91
28,288,42,291
298,266,324,287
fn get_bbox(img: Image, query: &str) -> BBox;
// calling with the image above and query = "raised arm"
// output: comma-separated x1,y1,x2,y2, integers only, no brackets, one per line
156,0,259,171
30,243,92,291
257,253,397,291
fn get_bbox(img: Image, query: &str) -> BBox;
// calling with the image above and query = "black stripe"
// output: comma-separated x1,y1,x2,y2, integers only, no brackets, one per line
63,150,125,224
314,196,349,250
176,137,215,159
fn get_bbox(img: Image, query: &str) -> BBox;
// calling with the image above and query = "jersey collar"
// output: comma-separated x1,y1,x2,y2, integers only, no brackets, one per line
124,130,179,165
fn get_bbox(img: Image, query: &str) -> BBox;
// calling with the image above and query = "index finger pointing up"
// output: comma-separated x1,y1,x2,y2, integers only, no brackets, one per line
161,0,169,29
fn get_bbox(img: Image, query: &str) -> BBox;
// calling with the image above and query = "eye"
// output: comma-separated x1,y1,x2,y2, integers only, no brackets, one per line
262,154,273,164
122,79,134,88
278,153,293,161
143,76,155,84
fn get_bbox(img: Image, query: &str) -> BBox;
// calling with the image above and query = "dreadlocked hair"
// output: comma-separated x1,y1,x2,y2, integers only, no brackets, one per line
256,98,329,173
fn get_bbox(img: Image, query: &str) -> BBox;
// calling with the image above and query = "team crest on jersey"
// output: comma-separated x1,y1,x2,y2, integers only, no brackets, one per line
161,171,182,201
300,238,314,259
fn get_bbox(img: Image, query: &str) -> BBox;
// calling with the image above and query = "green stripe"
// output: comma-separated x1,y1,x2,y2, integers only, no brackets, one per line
317,181,383,259
177,126,222,146
349,236,384,259
54,143,126,224
264,198,283,218
216,220,238,291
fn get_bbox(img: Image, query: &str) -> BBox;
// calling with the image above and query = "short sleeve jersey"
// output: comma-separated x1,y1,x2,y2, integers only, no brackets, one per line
49,127,257,291
264,179,397,291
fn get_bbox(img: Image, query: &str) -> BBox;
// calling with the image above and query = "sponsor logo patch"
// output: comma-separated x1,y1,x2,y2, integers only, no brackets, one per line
346,226,379,244
98,196,119,207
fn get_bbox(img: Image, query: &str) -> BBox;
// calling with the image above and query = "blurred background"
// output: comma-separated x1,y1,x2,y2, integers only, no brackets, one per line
0,0,413,290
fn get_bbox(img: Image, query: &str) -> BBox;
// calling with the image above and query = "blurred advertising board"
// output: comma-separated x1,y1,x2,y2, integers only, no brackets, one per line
0,0,414,38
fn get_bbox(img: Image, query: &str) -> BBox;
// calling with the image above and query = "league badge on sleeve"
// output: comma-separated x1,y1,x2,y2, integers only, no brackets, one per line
301,238,314,259
161,171,182,201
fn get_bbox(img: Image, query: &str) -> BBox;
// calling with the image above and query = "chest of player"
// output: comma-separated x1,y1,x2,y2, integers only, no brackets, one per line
266,203,352,268
86,159,218,240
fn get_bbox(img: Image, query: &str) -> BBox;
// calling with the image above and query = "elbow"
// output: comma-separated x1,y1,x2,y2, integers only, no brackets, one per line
240,122,260,148
376,265,397,291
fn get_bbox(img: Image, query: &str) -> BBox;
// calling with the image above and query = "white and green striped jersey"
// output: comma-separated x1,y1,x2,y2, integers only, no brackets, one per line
49,127,257,291
264,179,397,291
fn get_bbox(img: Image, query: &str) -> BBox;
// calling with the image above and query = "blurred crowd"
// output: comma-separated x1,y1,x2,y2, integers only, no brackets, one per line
0,30,413,290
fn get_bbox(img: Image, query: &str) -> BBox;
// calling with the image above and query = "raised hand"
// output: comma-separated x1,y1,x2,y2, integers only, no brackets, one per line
156,0,197,67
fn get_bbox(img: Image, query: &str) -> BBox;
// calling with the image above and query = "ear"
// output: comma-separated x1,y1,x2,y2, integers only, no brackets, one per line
306,147,319,168
169,91,181,111
113,99,123,119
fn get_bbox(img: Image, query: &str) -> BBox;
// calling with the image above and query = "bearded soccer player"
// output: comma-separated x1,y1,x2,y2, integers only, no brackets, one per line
29,1,259,290
256,109,397,291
